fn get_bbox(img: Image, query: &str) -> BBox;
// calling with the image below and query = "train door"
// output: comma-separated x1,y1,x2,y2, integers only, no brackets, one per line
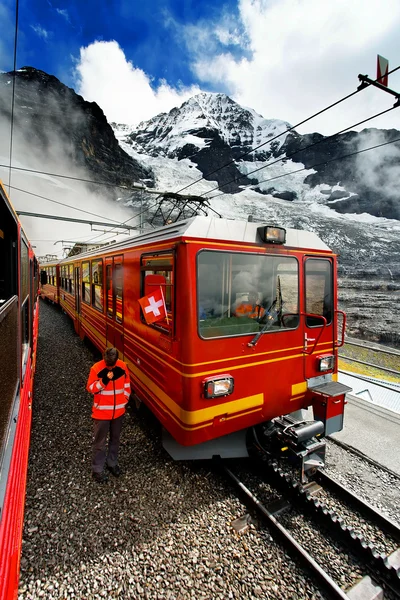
105,255,124,356
303,257,334,381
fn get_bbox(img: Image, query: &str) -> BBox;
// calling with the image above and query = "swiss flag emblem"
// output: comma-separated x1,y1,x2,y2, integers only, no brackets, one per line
138,288,167,324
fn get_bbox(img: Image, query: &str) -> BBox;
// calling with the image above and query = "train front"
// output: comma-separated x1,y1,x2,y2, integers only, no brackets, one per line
166,219,351,482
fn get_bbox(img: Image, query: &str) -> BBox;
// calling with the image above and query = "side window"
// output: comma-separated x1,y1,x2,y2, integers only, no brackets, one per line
141,252,174,334
21,239,30,366
70,265,74,295
82,262,91,304
114,263,123,323
106,264,113,317
305,258,333,327
92,260,103,311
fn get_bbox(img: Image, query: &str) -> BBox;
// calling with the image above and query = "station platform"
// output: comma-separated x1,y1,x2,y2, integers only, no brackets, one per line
330,394,400,476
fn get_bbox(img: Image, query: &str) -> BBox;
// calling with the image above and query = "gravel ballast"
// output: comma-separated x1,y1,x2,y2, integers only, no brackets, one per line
18,300,399,599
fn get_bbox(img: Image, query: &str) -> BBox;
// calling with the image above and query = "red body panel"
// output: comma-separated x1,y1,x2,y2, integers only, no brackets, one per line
0,180,39,600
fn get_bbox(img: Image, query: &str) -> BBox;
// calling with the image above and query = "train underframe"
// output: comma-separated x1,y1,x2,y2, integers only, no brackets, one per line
162,380,351,483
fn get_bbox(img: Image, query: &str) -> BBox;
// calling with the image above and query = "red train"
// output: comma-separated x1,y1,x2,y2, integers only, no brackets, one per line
40,216,351,480
0,181,39,600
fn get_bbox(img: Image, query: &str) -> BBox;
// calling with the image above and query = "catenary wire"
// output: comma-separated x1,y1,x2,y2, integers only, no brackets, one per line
9,185,136,225
67,199,162,246
0,162,142,189
199,104,399,199
172,65,400,197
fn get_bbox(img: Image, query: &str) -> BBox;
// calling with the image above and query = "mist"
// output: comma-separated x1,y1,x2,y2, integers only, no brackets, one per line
0,73,144,259
355,129,400,207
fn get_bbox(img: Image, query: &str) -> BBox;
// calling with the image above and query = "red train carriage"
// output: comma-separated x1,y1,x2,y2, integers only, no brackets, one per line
56,217,351,478
0,181,39,600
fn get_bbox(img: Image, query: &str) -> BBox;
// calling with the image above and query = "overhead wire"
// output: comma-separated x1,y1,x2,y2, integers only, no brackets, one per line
82,199,161,245
9,185,137,225
0,162,144,190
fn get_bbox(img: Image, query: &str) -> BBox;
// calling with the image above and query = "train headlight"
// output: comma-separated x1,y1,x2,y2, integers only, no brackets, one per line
203,375,234,399
318,355,335,371
258,226,286,244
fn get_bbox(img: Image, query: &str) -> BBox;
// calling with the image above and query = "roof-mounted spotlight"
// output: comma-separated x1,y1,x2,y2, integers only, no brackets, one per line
258,226,286,245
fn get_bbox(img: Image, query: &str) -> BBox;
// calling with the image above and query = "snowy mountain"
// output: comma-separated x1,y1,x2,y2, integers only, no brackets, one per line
118,91,400,220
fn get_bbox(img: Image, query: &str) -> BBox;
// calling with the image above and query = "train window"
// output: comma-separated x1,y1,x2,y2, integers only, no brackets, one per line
140,252,174,333
82,262,91,304
0,201,18,301
40,269,47,285
305,259,332,327
106,265,113,317
21,239,29,302
197,251,299,339
114,263,123,323
21,297,30,367
69,265,74,295
92,260,103,311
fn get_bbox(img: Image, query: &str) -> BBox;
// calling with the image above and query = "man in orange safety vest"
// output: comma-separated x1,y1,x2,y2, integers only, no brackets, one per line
234,291,265,320
86,347,131,483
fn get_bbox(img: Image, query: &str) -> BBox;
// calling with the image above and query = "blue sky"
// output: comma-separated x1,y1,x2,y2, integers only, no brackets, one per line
1,0,400,133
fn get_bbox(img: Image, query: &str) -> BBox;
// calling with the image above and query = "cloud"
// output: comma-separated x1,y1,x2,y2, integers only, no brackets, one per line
183,0,400,135
30,24,50,40
74,41,202,126
56,8,70,23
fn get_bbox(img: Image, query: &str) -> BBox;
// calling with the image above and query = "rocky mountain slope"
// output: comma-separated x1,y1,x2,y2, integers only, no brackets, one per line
121,91,400,220
0,67,153,194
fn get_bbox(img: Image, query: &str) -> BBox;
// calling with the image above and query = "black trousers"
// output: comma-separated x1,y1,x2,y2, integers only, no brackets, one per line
92,415,124,473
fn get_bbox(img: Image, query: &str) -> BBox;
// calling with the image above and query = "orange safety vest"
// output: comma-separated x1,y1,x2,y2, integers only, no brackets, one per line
235,302,265,319
86,359,131,420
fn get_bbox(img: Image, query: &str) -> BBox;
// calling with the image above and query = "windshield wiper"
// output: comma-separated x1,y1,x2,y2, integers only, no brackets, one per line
248,300,280,347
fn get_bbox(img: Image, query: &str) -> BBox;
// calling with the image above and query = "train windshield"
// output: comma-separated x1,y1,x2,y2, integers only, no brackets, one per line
197,250,299,338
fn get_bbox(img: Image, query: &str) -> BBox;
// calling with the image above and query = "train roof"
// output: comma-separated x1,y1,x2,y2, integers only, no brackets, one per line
58,216,331,263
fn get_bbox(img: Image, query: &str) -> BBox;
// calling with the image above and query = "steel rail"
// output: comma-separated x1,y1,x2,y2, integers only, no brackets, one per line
316,470,400,543
222,463,349,600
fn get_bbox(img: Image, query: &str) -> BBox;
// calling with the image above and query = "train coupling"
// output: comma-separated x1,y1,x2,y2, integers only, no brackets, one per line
272,416,326,483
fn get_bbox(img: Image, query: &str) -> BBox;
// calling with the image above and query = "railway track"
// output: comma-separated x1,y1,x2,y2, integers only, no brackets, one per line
220,458,400,599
